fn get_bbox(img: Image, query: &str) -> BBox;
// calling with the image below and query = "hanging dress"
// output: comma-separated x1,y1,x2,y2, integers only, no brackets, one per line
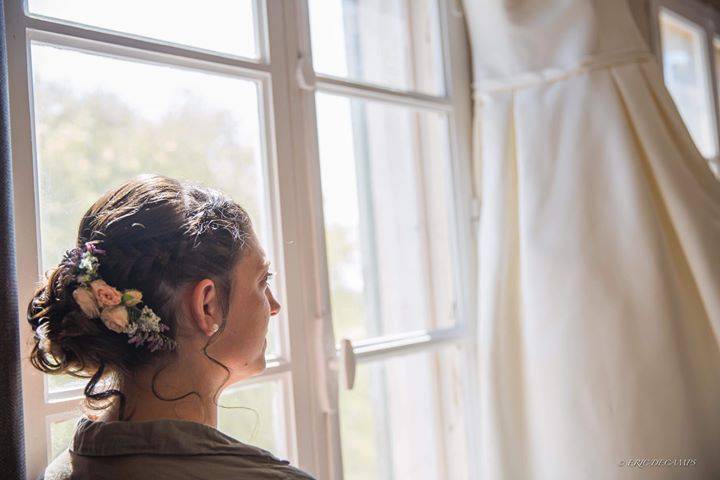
464,0,720,478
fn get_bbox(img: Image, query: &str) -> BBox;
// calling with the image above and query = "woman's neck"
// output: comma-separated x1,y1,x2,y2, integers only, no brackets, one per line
99,351,229,428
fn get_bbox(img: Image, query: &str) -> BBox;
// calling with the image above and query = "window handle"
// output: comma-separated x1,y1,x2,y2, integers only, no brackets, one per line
296,53,316,91
340,338,356,390
315,313,338,414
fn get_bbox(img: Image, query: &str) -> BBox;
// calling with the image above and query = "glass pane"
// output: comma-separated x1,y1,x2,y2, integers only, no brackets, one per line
715,38,720,86
317,93,456,341
714,38,720,177
339,347,468,480
308,0,444,96
48,416,78,461
47,374,86,393
27,0,258,59
30,44,280,391
659,9,717,158
217,380,287,459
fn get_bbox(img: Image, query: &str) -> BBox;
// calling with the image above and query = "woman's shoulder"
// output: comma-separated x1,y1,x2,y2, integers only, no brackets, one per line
42,447,316,480
42,418,316,480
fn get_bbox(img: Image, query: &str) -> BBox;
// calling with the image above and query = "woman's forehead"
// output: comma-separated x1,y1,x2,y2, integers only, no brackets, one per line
238,240,268,273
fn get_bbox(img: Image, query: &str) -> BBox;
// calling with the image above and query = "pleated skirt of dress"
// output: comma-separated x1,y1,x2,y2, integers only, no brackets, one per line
474,58,720,480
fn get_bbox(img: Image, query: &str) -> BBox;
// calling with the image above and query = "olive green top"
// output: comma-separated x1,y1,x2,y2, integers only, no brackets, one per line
43,417,315,480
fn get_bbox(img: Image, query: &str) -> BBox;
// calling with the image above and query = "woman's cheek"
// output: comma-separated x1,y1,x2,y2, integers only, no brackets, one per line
260,287,272,309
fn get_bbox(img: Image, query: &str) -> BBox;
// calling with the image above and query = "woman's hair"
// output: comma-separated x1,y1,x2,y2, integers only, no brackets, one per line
27,174,253,419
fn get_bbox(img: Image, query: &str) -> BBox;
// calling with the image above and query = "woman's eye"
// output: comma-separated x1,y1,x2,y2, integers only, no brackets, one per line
262,272,275,286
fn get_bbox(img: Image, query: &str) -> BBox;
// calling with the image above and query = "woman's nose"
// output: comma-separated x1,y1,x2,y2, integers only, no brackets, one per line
268,289,281,316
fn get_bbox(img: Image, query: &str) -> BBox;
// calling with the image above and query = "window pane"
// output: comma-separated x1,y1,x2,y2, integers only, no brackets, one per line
31,44,281,391
317,93,457,341
308,0,444,96
218,380,288,459
47,373,86,393
659,9,717,158
339,347,468,480
48,416,78,461
27,0,258,59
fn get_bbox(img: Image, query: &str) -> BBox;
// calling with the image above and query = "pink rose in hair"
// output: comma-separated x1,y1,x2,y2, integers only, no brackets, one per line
90,280,122,307
100,305,129,333
72,287,100,318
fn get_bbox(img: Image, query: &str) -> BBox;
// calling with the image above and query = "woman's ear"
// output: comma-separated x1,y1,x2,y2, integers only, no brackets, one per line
189,279,222,336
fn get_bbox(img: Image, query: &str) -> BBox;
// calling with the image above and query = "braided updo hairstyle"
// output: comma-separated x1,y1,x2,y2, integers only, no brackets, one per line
27,174,253,419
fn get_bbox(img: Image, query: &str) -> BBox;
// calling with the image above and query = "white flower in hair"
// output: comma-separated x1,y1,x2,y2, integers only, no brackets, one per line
78,253,99,276
138,306,162,331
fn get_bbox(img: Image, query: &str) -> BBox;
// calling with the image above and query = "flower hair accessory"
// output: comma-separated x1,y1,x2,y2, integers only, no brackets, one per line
64,242,177,352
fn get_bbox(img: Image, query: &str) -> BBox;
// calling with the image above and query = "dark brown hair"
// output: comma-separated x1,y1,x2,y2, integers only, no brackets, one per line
27,174,253,419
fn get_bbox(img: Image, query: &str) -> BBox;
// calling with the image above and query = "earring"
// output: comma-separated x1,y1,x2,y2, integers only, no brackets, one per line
210,324,220,334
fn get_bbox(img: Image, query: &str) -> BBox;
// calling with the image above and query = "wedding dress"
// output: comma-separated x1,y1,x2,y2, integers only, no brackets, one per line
463,0,720,478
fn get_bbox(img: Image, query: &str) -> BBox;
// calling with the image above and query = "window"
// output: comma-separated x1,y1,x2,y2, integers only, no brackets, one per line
5,1,477,479
655,1,720,175
658,8,717,159
714,36,720,176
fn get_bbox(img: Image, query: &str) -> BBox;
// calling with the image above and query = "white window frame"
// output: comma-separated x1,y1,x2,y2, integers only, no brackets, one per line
4,0,478,479
650,0,720,173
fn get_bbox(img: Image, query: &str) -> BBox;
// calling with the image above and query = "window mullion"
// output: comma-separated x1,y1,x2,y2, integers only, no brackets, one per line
350,327,469,363
266,0,342,478
316,76,453,111
437,0,480,479
24,15,270,73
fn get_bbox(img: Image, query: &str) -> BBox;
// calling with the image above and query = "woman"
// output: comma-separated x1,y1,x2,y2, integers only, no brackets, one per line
29,174,314,479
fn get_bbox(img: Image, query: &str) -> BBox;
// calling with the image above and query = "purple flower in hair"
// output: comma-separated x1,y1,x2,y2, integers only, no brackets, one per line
61,247,83,269
84,242,106,256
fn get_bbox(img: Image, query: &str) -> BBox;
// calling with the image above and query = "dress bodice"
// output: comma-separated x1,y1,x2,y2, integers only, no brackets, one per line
461,0,650,90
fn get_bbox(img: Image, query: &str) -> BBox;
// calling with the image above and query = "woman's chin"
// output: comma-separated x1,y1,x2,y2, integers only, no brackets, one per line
242,340,268,377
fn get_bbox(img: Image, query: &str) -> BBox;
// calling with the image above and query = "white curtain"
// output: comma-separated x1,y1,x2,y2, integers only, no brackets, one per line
464,0,720,478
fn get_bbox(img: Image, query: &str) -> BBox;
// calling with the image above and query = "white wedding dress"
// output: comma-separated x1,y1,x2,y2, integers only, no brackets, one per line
463,0,720,478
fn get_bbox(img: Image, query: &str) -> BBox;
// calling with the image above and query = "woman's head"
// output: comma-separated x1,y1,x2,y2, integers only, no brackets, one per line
27,174,280,417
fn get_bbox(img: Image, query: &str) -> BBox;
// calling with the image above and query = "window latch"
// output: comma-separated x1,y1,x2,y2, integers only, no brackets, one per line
339,338,356,390
315,312,338,414
296,53,316,91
